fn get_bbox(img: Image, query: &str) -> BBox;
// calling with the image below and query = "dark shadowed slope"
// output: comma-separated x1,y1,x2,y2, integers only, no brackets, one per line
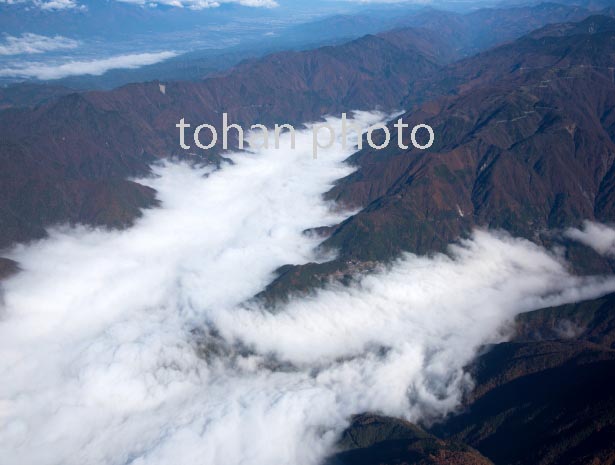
326,414,493,465
432,292,615,465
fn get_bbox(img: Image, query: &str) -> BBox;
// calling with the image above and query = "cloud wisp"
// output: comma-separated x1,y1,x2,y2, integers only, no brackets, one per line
0,33,79,56
117,0,278,8
0,0,81,10
35,0,79,9
0,0,277,10
0,51,177,79
565,220,615,257
1,113,614,465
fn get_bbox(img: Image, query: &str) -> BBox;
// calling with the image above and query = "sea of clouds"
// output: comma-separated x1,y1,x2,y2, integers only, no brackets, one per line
1,112,615,465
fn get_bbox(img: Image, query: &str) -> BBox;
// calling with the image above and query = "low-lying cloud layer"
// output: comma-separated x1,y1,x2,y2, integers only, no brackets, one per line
0,50,177,79
1,113,614,465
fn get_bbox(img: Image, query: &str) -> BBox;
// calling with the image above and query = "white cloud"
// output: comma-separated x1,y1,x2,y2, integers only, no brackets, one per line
345,0,433,4
117,0,278,9
0,0,276,9
0,113,614,465
35,0,79,10
565,220,615,257
0,51,177,79
0,0,82,10
0,33,79,55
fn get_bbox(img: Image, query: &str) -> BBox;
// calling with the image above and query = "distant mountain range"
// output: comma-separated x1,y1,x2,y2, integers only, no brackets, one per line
0,1,601,88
